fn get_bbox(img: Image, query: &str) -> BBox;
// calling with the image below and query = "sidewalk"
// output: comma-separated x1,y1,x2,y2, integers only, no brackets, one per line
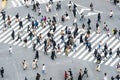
0,0,7,12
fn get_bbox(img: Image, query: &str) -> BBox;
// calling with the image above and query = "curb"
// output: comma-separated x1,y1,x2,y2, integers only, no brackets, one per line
0,0,7,12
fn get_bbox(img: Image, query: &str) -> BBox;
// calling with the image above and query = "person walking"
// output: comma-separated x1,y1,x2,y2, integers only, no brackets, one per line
118,30,120,40
25,76,28,80
0,67,4,78
16,32,22,41
97,13,101,22
19,20,23,29
22,60,28,70
83,68,88,77
116,48,120,58
64,71,68,80
51,48,56,60
1,10,6,22
90,2,93,11
42,64,46,75
35,50,39,60
36,73,41,80
9,46,13,54
87,18,91,29
11,30,15,40
109,10,113,18
115,74,120,80
78,69,83,80
68,68,73,80
15,13,19,22
104,73,108,80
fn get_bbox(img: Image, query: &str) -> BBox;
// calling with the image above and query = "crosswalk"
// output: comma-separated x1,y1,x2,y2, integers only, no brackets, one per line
0,14,120,67
10,0,65,8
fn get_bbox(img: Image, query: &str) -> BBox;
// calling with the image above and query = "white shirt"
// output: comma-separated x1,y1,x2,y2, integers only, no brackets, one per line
104,76,108,80
42,65,46,70
9,47,12,52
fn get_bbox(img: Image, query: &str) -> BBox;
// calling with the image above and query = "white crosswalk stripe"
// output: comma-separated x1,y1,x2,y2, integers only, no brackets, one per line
10,0,65,8
0,15,120,68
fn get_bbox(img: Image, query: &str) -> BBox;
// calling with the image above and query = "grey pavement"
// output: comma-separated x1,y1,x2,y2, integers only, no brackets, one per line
0,43,119,80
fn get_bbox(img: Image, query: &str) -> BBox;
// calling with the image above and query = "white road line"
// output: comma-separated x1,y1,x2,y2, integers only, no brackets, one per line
83,33,108,60
0,18,26,43
85,34,106,61
95,38,118,64
8,22,30,44
77,32,97,59
11,1,17,7
16,0,22,6
105,42,120,66
110,58,120,67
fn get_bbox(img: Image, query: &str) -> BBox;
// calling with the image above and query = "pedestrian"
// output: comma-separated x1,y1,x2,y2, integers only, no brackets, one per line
32,59,37,69
36,73,41,80
34,20,39,29
64,71,68,80
11,30,15,40
7,15,11,28
25,76,28,80
109,10,113,18
57,44,61,52
42,64,46,75
87,18,91,28
80,34,83,43
32,3,36,12
94,49,98,58
18,20,23,29
16,32,22,41
24,37,28,47
51,48,56,60
116,48,120,58
115,74,120,80
15,13,19,22
1,10,6,22
78,69,83,80
103,22,108,31
68,1,72,11
83,68,88,77
60,30,65,43
22,60,28,70
9,46,13,54
35,50,39,60
109,48,112,57
27,13,31,21
73,8,76,18
97,13,101,22
104,73,108,80
116,63,120,72
96,63,101,72
114,0,117,5
50,77,52,80
90,2,93,11
111,76,114,80
68,68,73,80
118,30,120,40
0,67,4,78
37,7,41,16
33,42,36,51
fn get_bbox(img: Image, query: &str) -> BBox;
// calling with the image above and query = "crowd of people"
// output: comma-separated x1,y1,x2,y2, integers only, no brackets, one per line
0,0,120,80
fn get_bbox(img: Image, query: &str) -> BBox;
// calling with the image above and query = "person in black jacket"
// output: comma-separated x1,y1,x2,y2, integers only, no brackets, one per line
11,30,15,40
0,67,4,78
83,68,88,77
19,20,23,29
35,50,39,60
36,73,41,80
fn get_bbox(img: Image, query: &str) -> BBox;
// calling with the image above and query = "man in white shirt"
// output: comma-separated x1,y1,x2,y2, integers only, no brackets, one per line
104,73,108,80
42,64,46,75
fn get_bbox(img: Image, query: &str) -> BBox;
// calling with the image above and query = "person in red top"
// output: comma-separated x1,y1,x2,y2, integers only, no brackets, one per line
64,71,68,80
